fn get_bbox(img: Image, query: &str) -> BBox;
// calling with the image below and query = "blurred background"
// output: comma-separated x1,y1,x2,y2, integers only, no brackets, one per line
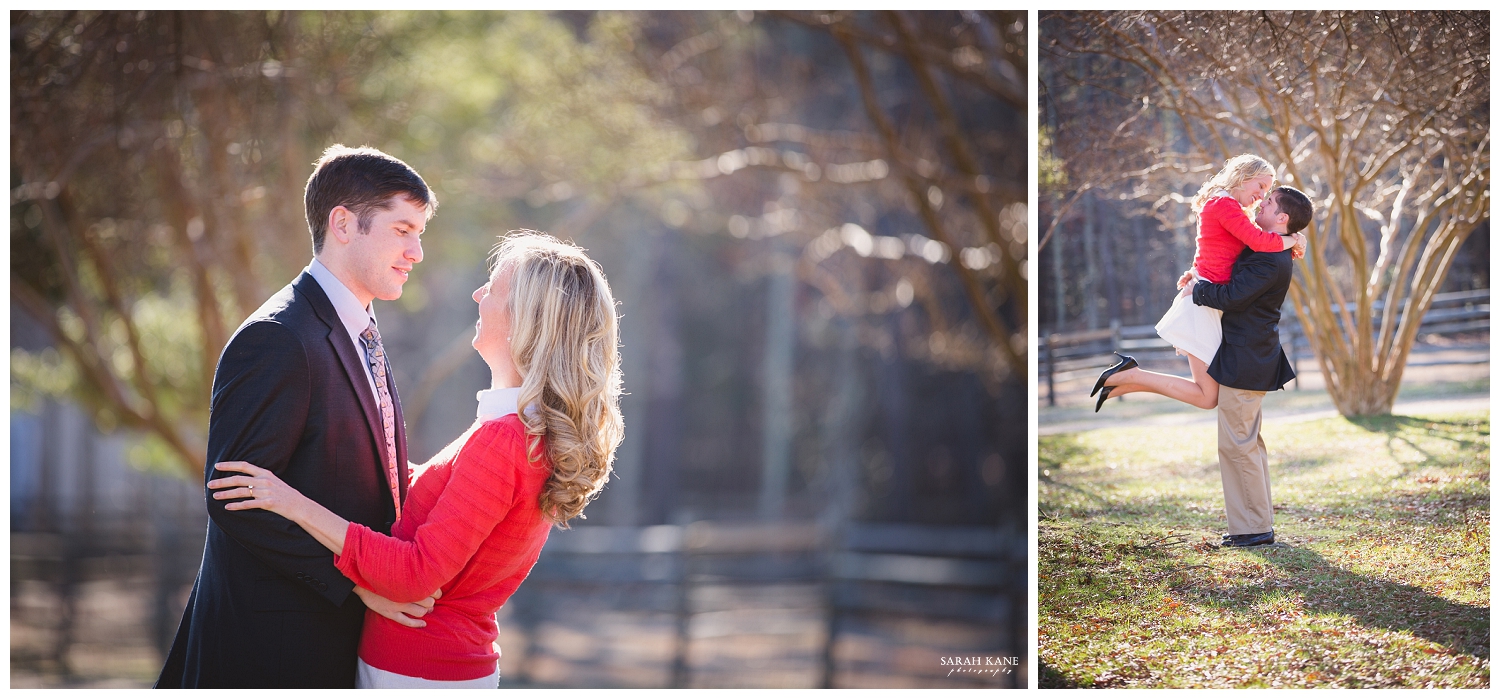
1036,11,1488,417
10,11,1025,688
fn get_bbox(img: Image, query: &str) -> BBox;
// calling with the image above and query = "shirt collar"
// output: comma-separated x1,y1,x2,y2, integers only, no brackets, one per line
308,258,376,338
476,387,521,421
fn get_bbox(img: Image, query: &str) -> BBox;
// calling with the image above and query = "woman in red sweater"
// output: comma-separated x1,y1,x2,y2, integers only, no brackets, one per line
1092,154,1305,412
209,232,623,687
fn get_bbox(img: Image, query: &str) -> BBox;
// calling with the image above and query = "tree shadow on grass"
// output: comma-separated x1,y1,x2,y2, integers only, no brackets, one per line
1038,472,1112,512
1178,545,1489,659
1039,660,1080,688
1039,434,1111,512
1344,415,1489,475
1265,453,1339,476
1039,432,1095,472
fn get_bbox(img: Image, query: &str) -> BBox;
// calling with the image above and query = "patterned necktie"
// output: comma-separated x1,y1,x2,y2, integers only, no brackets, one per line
359,320,402,518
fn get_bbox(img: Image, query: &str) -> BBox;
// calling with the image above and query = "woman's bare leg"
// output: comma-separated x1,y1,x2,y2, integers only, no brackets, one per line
1101,354,1219,409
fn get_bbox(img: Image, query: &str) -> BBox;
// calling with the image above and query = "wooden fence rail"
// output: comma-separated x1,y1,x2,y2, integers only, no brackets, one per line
509,521,1021,688
11,518,1021,688
1041,289,1488,406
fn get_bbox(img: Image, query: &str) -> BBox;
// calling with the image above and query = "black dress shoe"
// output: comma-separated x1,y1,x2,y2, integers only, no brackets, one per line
1091,353,1138,398
1220,531,1270,540
1094,385,1114,413
1223,527,1274,541
1222,531,1275,548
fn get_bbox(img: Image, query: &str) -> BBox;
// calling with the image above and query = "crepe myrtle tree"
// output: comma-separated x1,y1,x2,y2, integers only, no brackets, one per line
1043,10,1489,415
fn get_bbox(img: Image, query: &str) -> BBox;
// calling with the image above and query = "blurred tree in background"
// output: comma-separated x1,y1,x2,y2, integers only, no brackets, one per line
624,10,1025,525
1040,10,1489,415
13,10,1021,525
11,11,689,476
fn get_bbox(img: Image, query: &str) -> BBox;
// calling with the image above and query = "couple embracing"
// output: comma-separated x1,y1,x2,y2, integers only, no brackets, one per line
1093,154,1312,549
155,146,624,688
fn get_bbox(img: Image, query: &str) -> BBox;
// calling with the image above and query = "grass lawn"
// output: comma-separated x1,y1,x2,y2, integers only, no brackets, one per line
1039,409,1490,688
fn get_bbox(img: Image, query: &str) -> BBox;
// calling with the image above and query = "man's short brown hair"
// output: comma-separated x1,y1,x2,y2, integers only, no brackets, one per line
304,145,436,254
1270,185,1312,235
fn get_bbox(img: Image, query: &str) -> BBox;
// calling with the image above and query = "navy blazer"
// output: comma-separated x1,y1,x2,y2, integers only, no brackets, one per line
156,271,409,688
1192,248,1297,392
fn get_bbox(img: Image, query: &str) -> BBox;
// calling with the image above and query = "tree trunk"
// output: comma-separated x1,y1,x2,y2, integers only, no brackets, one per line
1097,197,1120,324
1081,192,1099,330
643,228,685,525
1133,216,1151,323
758,239,797,519
1051,211,1066,330
603,229,657,527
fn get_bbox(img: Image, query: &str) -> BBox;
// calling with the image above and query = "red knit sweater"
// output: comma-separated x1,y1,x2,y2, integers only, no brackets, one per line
335,414,553,681
1192,195,1287,284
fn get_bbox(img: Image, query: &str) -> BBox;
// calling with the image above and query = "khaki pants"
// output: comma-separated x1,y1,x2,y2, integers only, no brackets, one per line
1217,384,1273,535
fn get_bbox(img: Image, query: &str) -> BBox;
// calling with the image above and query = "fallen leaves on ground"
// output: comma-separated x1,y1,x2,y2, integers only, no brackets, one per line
1039,410,1490,688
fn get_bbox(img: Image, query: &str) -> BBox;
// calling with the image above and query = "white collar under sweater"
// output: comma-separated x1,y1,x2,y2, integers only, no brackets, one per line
476,387,521,421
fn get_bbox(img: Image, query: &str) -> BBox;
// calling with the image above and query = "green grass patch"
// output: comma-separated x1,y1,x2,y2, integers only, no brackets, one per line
1039,411,1490,688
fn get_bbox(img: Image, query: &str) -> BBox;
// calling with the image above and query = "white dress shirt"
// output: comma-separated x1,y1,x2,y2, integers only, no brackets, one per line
307,258,382,403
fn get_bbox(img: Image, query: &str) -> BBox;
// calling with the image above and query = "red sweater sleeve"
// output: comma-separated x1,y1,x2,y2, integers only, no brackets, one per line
1204,197,1286,253
335,420,523,602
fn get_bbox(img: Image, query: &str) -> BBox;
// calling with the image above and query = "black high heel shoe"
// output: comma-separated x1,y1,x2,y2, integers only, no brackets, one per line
1094,385,1114,413
1091,352,1138,397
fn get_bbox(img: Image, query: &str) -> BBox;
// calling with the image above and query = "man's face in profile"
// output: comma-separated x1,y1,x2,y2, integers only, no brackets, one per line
1254,192,1283,232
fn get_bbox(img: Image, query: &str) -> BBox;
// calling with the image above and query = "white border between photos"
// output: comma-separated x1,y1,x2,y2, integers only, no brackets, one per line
1025,7,1042,693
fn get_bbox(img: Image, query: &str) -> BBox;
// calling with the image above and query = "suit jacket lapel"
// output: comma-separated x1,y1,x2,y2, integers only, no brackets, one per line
294,273,392,493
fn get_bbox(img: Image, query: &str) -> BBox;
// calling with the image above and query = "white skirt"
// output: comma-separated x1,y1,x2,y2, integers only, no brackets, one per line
356,658,499,689
1154,289,1223,365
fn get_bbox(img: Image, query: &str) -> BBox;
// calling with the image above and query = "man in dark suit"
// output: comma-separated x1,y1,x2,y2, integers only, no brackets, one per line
1191,185,1313,549
157,146,439,687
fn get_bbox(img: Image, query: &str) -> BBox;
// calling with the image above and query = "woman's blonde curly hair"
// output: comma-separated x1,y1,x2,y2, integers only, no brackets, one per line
1191,154,1276,212
490,231,623,527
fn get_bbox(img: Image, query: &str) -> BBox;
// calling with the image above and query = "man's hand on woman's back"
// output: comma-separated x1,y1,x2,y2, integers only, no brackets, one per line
353,585,442,628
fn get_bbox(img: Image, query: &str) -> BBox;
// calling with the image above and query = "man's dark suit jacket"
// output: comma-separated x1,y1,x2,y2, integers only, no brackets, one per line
1192,247,1297,392
156,271,409,688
